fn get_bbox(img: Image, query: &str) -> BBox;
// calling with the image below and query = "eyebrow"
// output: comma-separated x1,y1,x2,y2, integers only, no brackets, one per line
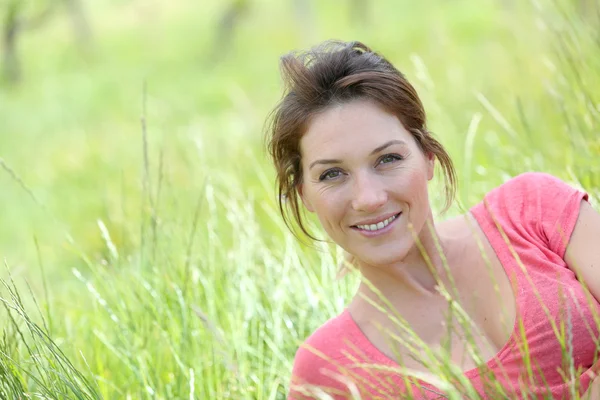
370,139,407,155
308,139,407,170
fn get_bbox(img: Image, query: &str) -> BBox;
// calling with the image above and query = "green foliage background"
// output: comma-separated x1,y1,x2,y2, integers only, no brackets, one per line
0,0,598,398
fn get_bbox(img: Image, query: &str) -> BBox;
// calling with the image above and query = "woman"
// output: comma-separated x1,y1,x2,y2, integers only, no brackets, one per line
266,40,600,399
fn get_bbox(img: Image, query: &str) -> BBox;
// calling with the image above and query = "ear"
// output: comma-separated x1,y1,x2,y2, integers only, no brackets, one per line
426,153,435,181
298,183,315,212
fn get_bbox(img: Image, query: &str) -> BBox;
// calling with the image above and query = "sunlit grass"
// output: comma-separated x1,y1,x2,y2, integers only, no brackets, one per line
0,0,599,398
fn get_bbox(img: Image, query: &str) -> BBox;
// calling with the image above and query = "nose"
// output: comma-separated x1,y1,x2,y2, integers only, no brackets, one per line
350,172,388,213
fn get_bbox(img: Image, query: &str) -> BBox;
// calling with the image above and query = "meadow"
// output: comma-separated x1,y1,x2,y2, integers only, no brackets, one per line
0,0,599,398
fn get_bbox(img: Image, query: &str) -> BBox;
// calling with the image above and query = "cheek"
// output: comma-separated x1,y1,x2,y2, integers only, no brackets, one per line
310,188,347,229
404,167,431,208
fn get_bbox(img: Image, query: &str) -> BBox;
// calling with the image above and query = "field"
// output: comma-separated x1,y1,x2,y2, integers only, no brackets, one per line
1,0,599,398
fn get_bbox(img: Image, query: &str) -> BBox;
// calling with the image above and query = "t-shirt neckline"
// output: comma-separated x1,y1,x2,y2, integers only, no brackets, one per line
339,204,520,381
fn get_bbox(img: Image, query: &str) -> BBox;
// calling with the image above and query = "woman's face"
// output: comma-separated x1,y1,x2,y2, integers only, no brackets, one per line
299,99,435,267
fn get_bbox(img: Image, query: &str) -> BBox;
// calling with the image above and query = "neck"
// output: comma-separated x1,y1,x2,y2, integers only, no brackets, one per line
354,215,450,308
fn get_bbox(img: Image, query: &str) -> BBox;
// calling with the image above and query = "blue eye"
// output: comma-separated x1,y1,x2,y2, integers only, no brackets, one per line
378,154,403,165
319,169,342,181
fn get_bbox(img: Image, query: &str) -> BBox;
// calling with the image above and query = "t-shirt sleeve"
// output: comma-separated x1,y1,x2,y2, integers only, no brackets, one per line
534,173,589,258
482,172,588,258
287,343,352,400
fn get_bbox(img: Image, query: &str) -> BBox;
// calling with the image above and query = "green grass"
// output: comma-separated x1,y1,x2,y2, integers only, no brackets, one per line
0,0,599,398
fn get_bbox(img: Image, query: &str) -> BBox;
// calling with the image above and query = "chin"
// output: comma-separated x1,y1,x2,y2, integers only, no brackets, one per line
350,241,413,268
355,250,406,268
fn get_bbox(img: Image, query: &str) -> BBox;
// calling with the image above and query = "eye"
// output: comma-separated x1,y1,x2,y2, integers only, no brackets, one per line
378,153,403,165
319,169,343,181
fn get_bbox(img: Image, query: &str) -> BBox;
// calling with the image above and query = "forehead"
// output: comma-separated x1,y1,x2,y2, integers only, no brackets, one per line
300,99,411,158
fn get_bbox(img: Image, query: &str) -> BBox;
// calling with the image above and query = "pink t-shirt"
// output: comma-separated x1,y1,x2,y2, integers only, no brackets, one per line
288,172,600,399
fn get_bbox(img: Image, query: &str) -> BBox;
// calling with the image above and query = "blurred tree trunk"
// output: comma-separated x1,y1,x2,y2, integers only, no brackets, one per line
1,0,93,84
578,0,599,30
292,0,315,43
210,0,249,63
63,0,92,50
349,0,368,27
2,0,21,83
2,0,54,84
578,0,596,15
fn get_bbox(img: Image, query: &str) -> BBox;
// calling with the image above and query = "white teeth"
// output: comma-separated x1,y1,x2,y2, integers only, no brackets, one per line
356,214,398,231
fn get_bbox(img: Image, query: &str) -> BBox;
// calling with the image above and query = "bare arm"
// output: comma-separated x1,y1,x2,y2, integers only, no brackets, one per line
564,201,600,304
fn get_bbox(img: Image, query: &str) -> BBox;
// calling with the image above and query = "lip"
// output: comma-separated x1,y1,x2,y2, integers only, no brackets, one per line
351,212,401,227
351,212,401,237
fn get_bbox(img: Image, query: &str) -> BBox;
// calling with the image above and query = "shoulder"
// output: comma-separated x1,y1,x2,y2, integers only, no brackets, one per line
291,311,352,375
477,172,585,212
472,172,588,255
487,172,568,198
288,311,357,399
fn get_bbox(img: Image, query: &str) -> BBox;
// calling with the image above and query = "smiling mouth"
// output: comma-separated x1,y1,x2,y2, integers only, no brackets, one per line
352,213,401,232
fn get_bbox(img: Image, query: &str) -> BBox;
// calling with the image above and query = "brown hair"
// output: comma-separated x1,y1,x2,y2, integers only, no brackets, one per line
266,40,456,240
